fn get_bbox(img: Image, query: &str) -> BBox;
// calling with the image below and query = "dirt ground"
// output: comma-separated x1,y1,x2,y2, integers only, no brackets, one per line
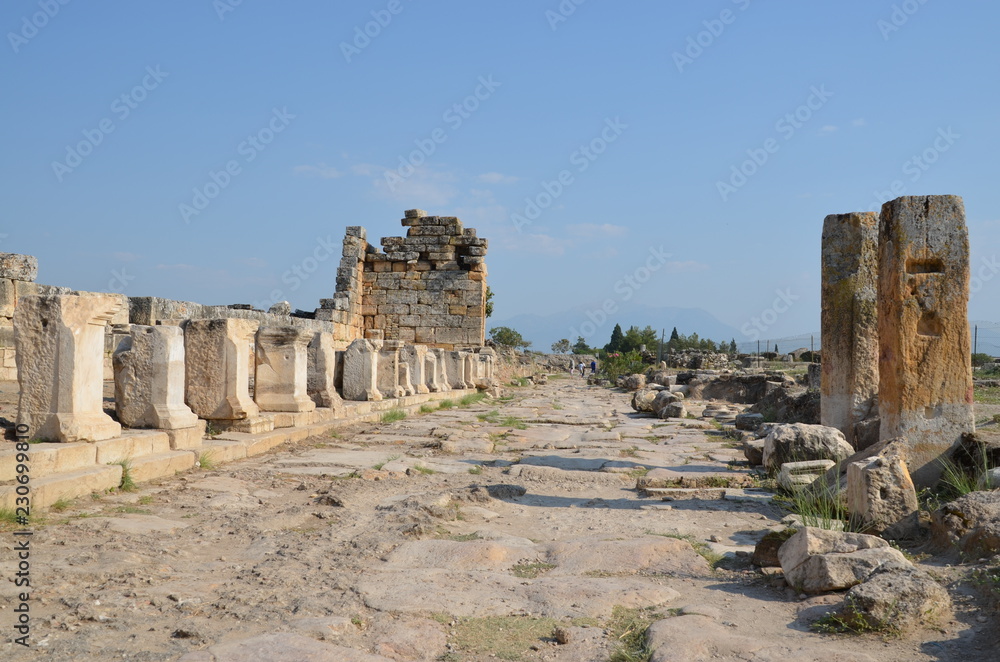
1,377,997,661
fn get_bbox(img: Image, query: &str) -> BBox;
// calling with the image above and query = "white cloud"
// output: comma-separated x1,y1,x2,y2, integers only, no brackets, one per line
663,260,709,273
293,163,343,179
113,251,140,262
372,166,460,207
852,118,867,127
477,172,518,184
565,223,628,238
819,125,838,134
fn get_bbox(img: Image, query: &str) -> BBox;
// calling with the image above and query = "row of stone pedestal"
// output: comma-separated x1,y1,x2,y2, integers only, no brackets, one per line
13,293,496,444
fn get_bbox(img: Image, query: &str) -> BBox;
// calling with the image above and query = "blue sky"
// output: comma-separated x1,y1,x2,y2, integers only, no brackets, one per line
3,0,998,348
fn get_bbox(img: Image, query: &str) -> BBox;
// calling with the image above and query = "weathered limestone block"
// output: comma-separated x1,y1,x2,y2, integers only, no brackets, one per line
0,253,38,282
778,527,909,594
842,566,952,632
400,345,429,394
184,318,260,420
15,293,122,442
878,195,973,487
777,459,835,491
343,338,382,401
762,423,854,473
442,351,468,390
377,341,406,399
847,440,919,538
463,352,476,388
821,212,879,449
254,326,316,413
307,332,343,410
398,362,415,397
931,490,1000,557
425,350,443,392
478,347,497,381
113,325,198,430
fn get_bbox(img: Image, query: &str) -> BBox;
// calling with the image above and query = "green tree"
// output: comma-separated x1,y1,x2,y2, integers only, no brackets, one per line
604,323,625,353
484,286,494,318
622,325,658,353
729,339,738,355
972,352,993,367
551,338,571,354
774,343,779,354
489,326,531,349
572,336,592,354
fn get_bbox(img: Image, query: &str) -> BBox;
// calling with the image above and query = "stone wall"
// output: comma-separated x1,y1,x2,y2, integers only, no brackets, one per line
321,210,488,349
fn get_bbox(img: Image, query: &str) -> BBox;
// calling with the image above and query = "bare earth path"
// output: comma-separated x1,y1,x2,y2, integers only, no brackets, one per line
1,377,992,661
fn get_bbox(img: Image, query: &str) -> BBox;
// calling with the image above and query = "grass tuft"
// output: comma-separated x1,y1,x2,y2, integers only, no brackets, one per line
459,392,487,407
419,404,437,414
511,561,556,579
468,465,483,475
109,457,137,492
197,450,217,470
450,615,557,660
438,399,456,410
608,606,664,662
372,454,401,471
380,408,407,424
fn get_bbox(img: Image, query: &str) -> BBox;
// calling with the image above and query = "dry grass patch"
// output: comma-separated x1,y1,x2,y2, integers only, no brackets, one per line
450,615,558,660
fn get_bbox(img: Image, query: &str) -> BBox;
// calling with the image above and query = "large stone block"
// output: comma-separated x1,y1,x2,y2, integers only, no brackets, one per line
846,440,919,538
254,326,316,412
878,195,973,486
400,344,429,394
15,293,122,442
0,253,38,282
343,338,382,401
821,212,879,448
113,325,199,430
307,332,343,410
778,527,909,594
377,341,405,399
184,318,260,420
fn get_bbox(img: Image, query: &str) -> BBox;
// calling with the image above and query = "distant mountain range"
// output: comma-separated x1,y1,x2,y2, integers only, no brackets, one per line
490,303,743,351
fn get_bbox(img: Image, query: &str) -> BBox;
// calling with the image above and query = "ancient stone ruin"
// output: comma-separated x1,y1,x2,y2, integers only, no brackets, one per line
821,195,973,488
0,210,496,510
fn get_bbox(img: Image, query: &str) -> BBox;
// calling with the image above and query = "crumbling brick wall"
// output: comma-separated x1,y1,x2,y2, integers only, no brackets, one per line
320,210,488,349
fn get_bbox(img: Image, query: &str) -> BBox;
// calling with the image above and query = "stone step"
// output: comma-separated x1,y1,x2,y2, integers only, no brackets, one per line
129,450,196,483
0,464,123,510
95,430,172,464
200,439,248,465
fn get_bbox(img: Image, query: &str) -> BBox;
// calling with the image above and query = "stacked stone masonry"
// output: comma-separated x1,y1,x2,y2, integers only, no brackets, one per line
318,209,488,349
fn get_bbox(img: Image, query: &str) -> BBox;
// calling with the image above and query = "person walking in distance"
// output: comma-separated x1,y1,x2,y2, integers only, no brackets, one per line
590,359,597,376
